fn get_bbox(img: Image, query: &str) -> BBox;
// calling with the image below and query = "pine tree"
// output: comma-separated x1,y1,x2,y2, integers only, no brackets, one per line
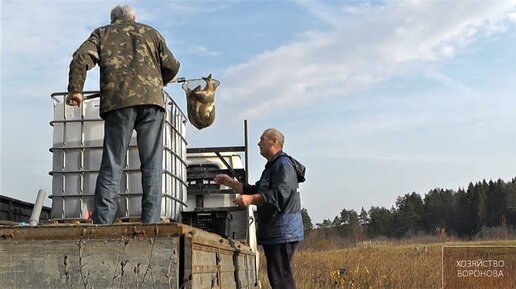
505,178,516,226
359,207,369,226
423,188,456,234
367,206,393,237
300,208,313,232
393,192,424,237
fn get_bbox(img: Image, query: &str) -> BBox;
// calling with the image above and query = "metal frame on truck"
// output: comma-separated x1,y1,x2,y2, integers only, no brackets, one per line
0,92,260,288
0,222,259,289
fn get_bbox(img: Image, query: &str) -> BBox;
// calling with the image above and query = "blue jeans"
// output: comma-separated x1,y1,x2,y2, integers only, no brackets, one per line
92,105,164,224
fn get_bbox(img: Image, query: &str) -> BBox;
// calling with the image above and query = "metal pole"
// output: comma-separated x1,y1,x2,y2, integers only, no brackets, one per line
244,119,249,184
29,189,46,226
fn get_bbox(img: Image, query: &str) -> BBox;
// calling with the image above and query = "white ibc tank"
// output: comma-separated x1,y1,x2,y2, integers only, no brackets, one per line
49,91,188,221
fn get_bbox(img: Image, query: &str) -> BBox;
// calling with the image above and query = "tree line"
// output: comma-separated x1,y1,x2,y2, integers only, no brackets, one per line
301,177,516,239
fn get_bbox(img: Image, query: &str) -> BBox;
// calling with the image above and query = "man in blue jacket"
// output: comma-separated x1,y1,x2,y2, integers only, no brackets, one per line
214,128,305,289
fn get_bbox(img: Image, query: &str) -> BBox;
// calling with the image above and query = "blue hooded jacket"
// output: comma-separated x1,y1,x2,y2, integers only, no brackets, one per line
243,151,305,245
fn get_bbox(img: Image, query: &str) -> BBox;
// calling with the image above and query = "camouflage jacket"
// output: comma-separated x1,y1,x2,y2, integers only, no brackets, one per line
68,16,180,117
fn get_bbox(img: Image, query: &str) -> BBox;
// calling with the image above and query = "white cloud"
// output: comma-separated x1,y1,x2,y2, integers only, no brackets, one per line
440,46,455,58
180,43,221,57
510,12,516,23
219,1,516,120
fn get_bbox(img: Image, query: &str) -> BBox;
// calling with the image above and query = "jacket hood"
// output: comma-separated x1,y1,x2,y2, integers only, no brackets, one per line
269,151,306,183
290,155,306,183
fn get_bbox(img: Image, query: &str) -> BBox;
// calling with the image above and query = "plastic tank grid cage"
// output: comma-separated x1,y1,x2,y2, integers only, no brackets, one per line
49,91,188,221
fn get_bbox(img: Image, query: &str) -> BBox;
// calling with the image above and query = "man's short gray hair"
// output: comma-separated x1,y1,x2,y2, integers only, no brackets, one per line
264,128,285,148
110,4,135,22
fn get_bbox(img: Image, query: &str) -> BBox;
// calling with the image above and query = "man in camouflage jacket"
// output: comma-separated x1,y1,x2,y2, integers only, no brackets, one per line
66,4,180,224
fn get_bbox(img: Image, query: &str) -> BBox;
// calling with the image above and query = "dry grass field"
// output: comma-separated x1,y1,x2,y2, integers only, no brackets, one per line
258,238,516,289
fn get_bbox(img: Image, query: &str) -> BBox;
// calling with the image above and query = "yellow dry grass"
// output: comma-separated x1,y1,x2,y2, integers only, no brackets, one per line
258,239,516,289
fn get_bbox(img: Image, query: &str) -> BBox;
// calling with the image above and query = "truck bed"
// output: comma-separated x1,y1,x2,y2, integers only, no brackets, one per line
0,222,259,289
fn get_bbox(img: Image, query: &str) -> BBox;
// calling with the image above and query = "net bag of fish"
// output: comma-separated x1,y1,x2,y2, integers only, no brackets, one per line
182,74,220,130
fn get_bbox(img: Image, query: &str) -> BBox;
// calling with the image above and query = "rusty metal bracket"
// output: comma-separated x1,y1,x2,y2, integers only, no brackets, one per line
122,226,146,240
1,231,15,240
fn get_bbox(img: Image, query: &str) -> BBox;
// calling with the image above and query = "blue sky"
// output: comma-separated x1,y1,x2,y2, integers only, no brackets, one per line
1,0,516,223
